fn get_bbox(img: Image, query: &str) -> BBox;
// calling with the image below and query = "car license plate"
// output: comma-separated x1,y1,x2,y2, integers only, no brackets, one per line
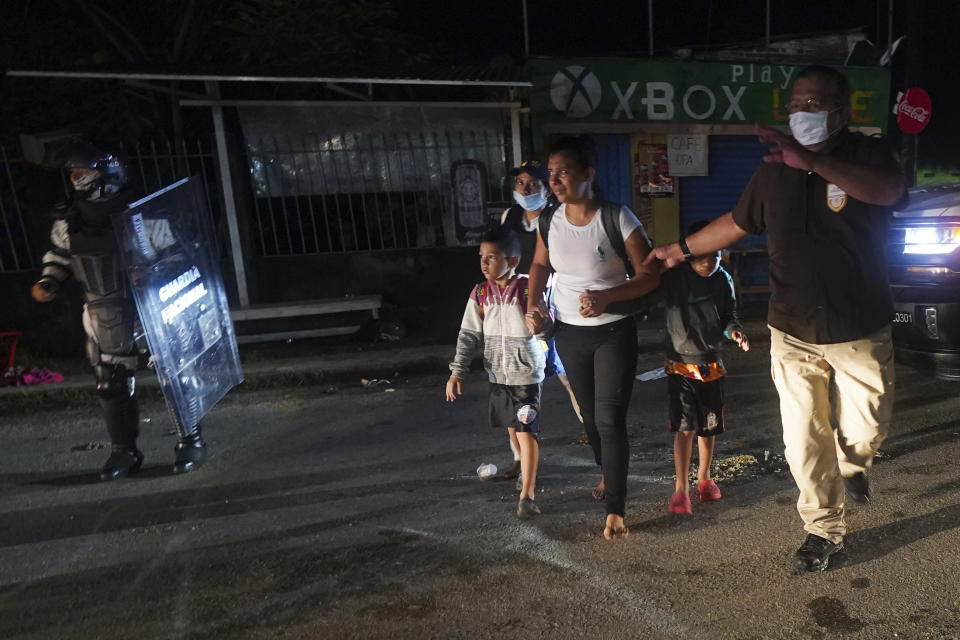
893,311,913,324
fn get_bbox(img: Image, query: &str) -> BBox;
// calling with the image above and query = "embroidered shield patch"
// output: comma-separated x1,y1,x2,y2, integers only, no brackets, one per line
827,183,847,212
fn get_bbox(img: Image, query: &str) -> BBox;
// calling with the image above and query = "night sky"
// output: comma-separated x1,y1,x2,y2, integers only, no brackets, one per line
399,0,905,60
4,1,955,163
396,0,957,165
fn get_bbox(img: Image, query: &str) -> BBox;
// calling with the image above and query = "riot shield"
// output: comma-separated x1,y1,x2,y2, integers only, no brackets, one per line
113,177,243,431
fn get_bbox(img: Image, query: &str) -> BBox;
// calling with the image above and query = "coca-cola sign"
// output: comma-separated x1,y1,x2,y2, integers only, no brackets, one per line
893,87,932,134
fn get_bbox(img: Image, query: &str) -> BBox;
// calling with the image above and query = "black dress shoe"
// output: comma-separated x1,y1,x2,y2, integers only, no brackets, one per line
794,533,844,573
100,446,144,481
173,435,207,474
843,472,871,503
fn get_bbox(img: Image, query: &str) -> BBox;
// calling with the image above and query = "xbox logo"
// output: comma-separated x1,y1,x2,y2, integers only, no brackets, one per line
550,66,601,118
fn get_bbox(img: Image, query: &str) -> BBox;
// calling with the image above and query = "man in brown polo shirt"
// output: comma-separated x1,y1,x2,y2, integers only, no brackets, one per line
645,65,906,573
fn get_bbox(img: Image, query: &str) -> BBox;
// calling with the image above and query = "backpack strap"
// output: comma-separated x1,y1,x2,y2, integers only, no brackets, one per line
475,281,488,318
536,198,559,248
539,199,642,278
501,204,524,230
599,201,634,278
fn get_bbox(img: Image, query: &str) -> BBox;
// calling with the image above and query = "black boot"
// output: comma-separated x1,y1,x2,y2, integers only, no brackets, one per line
99,377,142,481
101,445,144,481
174,427,207,474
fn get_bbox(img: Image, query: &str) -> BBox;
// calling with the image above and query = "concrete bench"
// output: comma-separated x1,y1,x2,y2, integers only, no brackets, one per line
230,295,382,344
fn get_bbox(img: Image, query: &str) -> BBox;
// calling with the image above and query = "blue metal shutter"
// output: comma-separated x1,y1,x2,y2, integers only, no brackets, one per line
678,135,767,247
593,134,632,207
679,135,770,295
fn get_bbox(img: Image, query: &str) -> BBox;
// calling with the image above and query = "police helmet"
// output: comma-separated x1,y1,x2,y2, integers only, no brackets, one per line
58,140,127,200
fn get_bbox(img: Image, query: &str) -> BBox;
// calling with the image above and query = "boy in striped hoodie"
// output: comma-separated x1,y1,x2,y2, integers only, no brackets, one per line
446,227,551,518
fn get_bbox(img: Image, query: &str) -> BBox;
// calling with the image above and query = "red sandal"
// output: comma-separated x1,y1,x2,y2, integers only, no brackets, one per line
668,492,692,515
697,480,722,502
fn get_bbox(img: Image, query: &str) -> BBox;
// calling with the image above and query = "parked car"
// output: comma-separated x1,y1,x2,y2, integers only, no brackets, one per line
888,183,960,379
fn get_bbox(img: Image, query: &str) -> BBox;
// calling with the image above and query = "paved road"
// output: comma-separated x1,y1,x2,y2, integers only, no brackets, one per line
2,339,960,639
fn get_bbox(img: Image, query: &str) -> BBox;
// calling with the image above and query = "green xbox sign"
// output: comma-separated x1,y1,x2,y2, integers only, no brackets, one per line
532,58,891,130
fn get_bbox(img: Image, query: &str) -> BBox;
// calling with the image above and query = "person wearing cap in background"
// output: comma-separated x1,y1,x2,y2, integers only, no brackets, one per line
495,160,582,483
501,160,553,274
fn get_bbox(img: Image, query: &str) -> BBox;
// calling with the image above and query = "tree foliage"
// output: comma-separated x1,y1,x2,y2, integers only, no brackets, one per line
0,0,435,143
216,0,429,71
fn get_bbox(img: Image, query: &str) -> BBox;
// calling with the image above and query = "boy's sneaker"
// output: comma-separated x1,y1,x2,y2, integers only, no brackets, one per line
793,534,844,573
517,497,541,518
697,480,722,502
843,472,871,504
668,492,692,515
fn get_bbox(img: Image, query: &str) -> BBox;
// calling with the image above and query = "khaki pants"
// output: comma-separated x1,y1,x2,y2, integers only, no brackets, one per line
769,325,895,543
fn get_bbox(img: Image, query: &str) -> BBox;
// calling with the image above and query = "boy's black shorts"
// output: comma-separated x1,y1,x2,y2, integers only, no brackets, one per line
489,383,541,434
668,373,725,437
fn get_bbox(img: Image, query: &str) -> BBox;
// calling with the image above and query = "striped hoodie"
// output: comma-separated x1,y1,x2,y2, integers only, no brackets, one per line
449,274,548,386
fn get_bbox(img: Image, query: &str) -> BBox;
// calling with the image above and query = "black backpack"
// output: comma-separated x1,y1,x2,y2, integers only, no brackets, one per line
537,201,651,315
538,201,649,277
500,204,526,232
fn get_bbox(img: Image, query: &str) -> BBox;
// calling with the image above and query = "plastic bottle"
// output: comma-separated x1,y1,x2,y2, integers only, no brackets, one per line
476,463,497,479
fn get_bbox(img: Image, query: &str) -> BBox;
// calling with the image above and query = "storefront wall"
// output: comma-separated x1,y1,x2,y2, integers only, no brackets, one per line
676,134,768,243
531,57,892,254
542,123,766,246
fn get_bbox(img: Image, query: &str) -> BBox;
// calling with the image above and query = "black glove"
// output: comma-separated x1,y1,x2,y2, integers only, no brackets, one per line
37,278,60,294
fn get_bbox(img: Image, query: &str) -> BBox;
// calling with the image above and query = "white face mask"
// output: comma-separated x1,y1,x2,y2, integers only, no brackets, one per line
513,188,547,211
789,110,836,146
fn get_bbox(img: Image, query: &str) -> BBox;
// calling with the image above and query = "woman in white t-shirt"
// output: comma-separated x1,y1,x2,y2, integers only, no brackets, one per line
526,136,660,540
496,160,583,482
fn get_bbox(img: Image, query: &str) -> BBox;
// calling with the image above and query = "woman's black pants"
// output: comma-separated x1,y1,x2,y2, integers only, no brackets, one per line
555,317,638,517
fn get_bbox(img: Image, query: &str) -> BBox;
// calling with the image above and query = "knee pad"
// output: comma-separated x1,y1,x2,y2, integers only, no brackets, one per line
94,363,135,400
84,302,135,355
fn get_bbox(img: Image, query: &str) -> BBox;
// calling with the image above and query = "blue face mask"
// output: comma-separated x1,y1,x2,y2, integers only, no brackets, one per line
513,189,547,211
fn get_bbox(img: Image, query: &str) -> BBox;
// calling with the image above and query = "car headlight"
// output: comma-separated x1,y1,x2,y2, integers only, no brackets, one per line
904,226,960,254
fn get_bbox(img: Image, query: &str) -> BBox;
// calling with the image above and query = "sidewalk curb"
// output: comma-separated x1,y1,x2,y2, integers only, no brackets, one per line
0,345,453,410
0,320,770,411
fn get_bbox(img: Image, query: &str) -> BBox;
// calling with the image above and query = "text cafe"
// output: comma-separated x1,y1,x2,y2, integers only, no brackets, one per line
528,58,892,252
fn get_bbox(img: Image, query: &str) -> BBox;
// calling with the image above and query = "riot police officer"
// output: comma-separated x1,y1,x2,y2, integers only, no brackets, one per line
31,141,207,479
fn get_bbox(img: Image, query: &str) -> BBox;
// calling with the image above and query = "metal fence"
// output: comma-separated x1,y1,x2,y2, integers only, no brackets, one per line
244,129,512,256
0,138,224,274
125,139,226,257
0,125,504,274
0,146,35,272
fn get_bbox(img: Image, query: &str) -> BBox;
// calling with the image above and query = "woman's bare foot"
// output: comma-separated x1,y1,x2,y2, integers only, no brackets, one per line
591,478,605,501
603,514,629,540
